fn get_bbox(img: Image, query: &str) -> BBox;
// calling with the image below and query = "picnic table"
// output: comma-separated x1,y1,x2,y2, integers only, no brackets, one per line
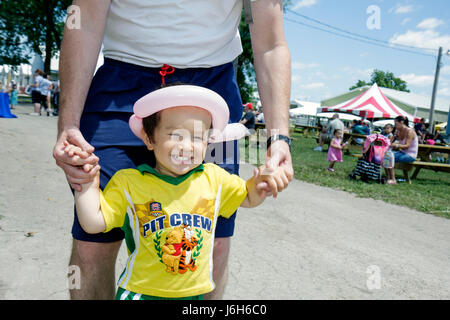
254,123,299,139
343,132,367,154
394,144,450,182
293,124,319,135
255,122,266,131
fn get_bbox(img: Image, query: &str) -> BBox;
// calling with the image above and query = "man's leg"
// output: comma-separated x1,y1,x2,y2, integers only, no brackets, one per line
204,237,231,300
69,239,122,300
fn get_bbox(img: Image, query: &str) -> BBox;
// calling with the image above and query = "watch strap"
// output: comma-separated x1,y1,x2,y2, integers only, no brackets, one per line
267,134,291,150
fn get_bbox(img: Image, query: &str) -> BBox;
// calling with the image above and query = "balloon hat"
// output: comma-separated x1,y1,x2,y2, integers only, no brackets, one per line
129,85,248,143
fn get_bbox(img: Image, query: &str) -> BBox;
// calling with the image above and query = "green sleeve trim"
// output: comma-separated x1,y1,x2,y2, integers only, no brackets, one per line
136,164,204,185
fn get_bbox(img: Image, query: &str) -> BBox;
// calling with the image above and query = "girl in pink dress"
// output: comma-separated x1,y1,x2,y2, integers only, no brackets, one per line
327,129,348,172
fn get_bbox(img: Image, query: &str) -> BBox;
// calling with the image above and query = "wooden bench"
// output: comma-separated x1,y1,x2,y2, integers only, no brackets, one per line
395,161,450,183
350,155,450,183
294,125,319,135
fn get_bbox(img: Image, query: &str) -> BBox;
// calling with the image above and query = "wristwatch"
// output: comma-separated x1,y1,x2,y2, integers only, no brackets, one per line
267,134,292,151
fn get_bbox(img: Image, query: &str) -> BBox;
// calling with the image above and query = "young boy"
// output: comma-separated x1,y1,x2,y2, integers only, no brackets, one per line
65,85,288,300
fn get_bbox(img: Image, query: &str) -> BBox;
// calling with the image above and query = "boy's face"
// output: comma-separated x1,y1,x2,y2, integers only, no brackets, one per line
142,106,211,177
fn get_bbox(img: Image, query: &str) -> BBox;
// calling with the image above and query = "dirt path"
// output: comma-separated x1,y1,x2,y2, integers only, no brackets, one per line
1,104,449,299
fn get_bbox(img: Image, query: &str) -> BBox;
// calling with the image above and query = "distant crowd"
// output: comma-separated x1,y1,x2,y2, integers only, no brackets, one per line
28,69,60,116
0,68,60,116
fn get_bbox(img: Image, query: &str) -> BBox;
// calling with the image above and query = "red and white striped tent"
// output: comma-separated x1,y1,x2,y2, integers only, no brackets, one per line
317,83,419,123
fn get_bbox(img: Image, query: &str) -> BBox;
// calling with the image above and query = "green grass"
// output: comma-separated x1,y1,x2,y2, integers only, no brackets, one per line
288,132,450,219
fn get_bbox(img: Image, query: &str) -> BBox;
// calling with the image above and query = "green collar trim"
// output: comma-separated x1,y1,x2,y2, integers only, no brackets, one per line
136,163,204,185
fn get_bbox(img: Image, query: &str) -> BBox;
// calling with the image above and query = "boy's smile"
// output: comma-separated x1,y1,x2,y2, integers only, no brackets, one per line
142,106,211,177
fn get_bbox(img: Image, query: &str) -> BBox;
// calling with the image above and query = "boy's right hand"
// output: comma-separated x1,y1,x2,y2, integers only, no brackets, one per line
63,141,101,183
53,128,99,192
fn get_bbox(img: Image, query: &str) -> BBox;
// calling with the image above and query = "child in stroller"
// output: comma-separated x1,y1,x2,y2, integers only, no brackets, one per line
348,133,391,183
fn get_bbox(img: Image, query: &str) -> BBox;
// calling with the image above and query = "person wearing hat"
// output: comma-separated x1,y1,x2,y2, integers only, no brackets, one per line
63,85,288,300
53,0,292,300
240,102,256,130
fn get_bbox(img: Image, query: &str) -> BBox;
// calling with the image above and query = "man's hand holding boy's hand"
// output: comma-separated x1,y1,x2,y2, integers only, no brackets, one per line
63,141,101,189
254,164,290,199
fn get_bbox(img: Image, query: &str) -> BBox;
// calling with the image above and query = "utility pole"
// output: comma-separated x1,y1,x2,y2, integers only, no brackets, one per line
447,102,450,136
429,47,442,132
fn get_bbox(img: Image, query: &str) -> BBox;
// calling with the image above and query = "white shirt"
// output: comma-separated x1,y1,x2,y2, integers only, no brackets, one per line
32,75,43,92
327,118,345,135
38,78,52,96
103,0,246,68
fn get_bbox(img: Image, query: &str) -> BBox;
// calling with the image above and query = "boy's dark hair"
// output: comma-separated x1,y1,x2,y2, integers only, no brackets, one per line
142,112,161,142
141,81,186,142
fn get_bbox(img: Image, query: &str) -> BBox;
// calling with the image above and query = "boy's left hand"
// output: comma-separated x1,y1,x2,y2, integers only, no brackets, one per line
253,164,290,199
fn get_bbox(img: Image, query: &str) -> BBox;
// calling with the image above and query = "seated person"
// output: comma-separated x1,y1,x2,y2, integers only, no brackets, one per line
351,121,368,145
386,116,418,185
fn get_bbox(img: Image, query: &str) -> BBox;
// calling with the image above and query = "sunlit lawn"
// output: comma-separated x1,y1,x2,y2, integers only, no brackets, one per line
243,131,450,219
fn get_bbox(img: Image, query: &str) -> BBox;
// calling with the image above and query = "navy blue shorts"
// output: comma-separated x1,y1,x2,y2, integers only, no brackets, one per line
72,58,242,242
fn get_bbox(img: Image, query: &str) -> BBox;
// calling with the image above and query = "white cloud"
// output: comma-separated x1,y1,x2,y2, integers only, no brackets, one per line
401,18,411,25
293,0,318,10
417,18,444,30
340,66,374,79
389,29,450,52
441,65,450,76
400,73,434,87
438,87,450,97
389,4,417,14
292,61,320,70
299,82,325,90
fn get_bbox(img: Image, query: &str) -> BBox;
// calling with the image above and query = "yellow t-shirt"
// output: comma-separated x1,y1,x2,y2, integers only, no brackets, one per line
99,163,247,298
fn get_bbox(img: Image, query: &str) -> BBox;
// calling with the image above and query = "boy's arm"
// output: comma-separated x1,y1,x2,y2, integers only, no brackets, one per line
65,143,105,234
240,176,264,208
74,172,106,234
241,166,289,208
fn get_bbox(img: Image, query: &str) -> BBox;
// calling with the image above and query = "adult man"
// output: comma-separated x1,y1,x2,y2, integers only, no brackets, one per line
314,114,344,151
53,0,292,300
240,102,256,130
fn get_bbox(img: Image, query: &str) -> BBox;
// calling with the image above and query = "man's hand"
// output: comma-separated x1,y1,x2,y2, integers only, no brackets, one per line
255,140,293,198
255,140,293,197
53,127,100,192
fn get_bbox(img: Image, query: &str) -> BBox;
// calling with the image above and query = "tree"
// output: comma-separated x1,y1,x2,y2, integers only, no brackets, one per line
350,69,410,92
0,0,71,73
349,80,370,91
237,0,292,106
237,12,256,105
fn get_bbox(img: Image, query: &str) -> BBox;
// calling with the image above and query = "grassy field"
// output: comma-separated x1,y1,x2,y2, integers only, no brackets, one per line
15,96,448,218
288,132,450,219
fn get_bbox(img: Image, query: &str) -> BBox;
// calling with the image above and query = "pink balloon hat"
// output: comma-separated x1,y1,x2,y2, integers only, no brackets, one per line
129,85,248,143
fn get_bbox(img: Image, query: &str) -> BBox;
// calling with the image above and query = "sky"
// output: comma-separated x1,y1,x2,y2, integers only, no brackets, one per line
18,0,450,108
285,0,450,104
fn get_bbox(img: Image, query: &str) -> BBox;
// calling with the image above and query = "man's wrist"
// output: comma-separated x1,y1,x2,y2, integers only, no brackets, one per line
267,134,291,150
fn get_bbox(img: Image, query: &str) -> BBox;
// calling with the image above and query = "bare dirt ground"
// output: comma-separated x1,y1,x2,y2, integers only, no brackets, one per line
1,104,449,299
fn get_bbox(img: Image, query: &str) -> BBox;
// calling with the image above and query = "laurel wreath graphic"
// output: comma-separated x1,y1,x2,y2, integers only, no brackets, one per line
153,230,163,263
192,229,203,261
